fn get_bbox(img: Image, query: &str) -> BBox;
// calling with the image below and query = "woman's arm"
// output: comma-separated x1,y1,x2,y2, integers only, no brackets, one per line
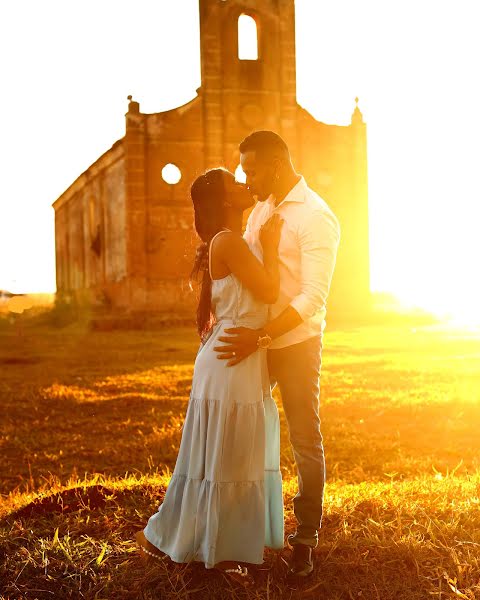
213,216,282,304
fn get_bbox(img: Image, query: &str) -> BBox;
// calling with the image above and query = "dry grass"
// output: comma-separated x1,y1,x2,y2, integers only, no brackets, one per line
1,317,480,599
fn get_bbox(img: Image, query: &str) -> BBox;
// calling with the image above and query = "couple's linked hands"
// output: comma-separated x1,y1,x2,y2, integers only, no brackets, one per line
214,327,261,366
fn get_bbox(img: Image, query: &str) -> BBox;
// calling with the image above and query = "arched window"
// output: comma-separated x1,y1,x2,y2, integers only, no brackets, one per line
89,196,96,239
89,196,102,256
238,14,258,60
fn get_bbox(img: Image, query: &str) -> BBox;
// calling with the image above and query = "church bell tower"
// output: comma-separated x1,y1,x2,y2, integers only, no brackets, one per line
199,0,298,170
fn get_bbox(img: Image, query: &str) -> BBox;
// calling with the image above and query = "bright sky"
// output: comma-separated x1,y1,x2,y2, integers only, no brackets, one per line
1,0,479,322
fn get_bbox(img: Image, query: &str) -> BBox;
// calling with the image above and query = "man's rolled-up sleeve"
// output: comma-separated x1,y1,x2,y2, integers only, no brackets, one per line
289,210,340,321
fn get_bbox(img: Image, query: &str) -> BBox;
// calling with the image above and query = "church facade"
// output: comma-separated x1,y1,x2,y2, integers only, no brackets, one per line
52,0,369,320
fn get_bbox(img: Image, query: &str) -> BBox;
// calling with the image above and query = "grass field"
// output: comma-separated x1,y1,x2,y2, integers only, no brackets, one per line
1,316,480,599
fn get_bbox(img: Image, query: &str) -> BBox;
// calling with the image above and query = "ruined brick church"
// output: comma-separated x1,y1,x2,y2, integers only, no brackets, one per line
53,0,369,321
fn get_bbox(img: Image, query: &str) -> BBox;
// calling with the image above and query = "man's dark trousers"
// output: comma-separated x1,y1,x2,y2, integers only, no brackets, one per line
267,334,324,548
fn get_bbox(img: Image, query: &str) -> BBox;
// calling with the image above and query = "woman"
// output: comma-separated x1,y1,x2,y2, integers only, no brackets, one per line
135,168,284,585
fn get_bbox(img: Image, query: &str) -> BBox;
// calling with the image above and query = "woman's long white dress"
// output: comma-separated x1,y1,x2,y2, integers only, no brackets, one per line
143,230,284,568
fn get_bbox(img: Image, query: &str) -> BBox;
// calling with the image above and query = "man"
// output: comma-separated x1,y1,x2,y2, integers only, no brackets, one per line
214,130,340,579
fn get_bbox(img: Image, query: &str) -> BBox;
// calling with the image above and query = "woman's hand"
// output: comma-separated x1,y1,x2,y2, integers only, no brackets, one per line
259,213,283,254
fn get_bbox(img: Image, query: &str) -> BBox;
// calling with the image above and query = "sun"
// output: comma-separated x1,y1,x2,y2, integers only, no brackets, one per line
391,281,480,329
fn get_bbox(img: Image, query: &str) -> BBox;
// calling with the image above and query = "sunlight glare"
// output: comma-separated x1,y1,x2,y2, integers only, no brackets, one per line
234,164,246,183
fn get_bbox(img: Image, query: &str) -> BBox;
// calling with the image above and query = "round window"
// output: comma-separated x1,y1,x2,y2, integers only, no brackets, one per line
161,163,182,185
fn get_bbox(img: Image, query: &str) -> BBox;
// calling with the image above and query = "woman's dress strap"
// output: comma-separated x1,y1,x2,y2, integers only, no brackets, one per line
208,228,232,279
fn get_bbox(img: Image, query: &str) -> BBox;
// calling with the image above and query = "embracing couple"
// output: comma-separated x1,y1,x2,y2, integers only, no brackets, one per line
135,130,340,586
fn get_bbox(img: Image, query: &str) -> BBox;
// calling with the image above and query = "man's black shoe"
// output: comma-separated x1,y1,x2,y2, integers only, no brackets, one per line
287,543,314,579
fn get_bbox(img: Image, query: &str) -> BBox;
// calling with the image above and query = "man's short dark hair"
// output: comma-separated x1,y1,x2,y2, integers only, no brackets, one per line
239,130,290,161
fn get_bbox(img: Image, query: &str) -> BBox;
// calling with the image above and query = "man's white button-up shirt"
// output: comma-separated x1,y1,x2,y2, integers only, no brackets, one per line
244,176,340,349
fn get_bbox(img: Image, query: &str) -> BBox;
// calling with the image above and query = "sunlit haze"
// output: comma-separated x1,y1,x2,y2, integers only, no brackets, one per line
1,0,479,323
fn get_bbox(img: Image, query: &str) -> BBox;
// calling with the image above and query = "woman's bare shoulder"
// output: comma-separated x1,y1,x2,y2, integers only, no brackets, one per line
213,231,248,254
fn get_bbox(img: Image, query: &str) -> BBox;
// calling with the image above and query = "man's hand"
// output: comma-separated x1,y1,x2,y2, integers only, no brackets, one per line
213,327,260,366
